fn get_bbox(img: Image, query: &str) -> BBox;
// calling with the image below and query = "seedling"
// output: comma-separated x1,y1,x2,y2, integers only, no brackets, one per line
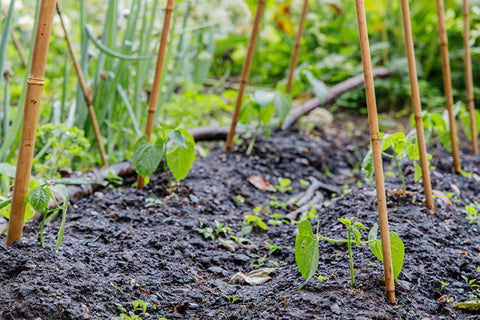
439,281,450,291
276,177,292,193
145,198,162,208
242,215,268,234
239,89,291,155
265,242,281,254
0,180,69,249
363,131,429,196
300,179,310,189
112,300,162,320
295,219,404,288
236,195,245,204
131,124,195,186
465,204,480,225
197,220,231,240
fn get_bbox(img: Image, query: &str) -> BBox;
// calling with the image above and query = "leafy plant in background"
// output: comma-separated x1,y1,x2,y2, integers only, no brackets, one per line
295,219,404,289
363,131,428,196
239,89,291,154
131,124,195,185
33,123,91,177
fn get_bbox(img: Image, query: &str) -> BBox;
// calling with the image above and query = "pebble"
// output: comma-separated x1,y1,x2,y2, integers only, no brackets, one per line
330,303,341,314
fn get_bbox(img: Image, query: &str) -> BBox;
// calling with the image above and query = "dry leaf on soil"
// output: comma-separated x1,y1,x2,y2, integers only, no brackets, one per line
249,175,275,192
229,268,277,285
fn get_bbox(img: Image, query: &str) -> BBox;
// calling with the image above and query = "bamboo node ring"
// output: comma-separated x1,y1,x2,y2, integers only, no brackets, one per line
27,77,44,86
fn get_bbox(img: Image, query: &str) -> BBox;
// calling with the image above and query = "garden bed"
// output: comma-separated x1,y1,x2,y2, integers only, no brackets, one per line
1,122,480,320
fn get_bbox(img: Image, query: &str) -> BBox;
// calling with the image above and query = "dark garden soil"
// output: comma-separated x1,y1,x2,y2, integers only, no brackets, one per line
1,120,480,320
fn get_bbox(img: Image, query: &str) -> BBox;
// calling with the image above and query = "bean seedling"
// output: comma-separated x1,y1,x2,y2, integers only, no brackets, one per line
363,131,429,196
295,219,404,288
132,124,195,186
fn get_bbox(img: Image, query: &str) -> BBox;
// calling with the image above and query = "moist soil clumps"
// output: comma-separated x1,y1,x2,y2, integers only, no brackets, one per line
1,126,480,319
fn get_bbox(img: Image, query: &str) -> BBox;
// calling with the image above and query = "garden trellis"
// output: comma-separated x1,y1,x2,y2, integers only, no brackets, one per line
2,0,480,308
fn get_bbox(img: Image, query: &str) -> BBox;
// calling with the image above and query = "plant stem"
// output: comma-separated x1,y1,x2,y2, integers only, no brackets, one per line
392,152,406,196
246,124,259,155
347,227,354,287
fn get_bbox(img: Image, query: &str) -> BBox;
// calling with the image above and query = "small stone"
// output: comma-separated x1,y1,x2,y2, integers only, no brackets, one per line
93,192,104,200
207,267,225,275
330,303,341,314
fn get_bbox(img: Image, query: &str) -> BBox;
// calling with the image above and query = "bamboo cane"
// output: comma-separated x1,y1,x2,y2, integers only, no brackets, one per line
286,0,309,94
463,0,478,154
225,0,266,153
436,0,461,172
400,0,434,212
137,0,175,189
354,0,395,302
56,3,109,167
6,0,57,247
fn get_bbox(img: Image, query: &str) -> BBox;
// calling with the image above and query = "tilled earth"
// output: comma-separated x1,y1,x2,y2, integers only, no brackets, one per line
1,125,480,320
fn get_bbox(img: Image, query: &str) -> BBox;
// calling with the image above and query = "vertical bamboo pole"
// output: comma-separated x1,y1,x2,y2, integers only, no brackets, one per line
6,0,57,247
354,0,395,302
286,0,309,94
225,0,266,153
463,0,478,154
436,0,461,172
400,0,434,212
56,3,109,167
137,0,174,189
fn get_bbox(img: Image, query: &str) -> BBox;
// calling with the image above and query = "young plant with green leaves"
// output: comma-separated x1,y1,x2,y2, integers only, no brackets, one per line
239,89,291,154
295,219,404,289
131,124,195,186
1,179,69,250
363,131,428,196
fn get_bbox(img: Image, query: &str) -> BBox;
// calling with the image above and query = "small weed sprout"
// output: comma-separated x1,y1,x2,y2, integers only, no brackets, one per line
242,215,268,234
465,205,480,225
197,220,231,240
276,177,292,193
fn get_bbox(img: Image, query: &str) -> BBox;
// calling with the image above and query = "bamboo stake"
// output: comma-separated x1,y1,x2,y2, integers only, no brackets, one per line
400,0,434,212
354,0,395,302
286,0,309,94
6,0,57,247
56,3,109,167
137,0,174,189
225,0,266,153
436,0,461,172
463,0,478,154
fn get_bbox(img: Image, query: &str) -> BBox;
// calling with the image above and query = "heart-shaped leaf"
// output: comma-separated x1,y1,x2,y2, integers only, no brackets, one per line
166,129,195,181
132,136,164,177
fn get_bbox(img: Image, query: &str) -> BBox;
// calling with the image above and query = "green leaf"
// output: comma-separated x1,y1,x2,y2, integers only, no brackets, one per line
166,129,195,181
352,222,368,229
353,228,361,246
27,187,50,212
239,98,257,124
295,220,319,288
362,148,374,182
132,136,164,177
337,217,352,227
258,103,275,125
302,70,327,102
168,130,187,148
368,227,405,282
253,90,276,107
56,196,69,251
414,161,422,183
273,91,291,122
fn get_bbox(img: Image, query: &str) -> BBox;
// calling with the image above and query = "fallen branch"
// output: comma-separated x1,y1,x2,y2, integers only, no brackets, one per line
288,176,340,207
285,192,324,221
282,68,390,129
